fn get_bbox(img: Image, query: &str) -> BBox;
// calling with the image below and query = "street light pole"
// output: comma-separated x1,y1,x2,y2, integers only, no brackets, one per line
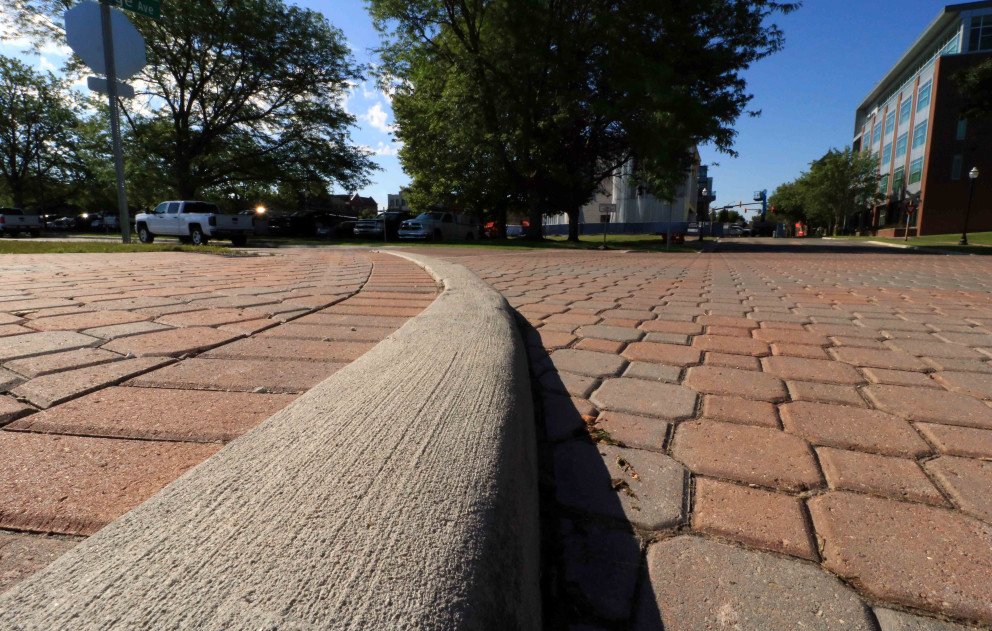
698,188,708,242
960,167,980,246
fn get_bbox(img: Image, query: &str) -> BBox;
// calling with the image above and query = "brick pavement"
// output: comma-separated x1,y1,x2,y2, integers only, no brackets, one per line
432,243,992,630
0,249,437,592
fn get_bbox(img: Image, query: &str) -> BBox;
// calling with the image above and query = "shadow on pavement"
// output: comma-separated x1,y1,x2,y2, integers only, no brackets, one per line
516,316,665,630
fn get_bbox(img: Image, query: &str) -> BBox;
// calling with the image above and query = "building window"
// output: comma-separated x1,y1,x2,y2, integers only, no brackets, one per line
885,111,895,136
873,122,882,145
912,120,928,149
942,35,960,55
917,80,932,112
899,98,912,125
893,166,905,191
969,15,992,51
909,158,924,184
952,154,963,180
957,117,967,140
879,174,889,195
896,132,908,157
882,143,892,164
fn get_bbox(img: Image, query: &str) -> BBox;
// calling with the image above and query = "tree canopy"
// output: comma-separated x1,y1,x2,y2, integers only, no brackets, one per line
371,0,798,240
6,0,375,210
771,147,882,234
957,58,992,119
0,55,83,209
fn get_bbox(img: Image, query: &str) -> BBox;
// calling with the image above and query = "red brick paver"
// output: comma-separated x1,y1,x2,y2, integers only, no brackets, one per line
0,249,437,593
435,243,992,628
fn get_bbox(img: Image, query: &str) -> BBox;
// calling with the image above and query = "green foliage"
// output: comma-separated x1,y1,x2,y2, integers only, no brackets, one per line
772,147,882,233
957,58,992,118
9,0,375,207
0,55,83,209
371,0,798,239
716,209,745,223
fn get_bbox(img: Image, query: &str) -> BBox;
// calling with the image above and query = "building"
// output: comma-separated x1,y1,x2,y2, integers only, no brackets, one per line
854,2,992,236
328,194,377,217
543,148,700,235
387,192,411,212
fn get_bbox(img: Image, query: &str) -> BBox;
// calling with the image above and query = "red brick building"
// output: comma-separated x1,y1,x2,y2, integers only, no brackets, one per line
853,2,991,237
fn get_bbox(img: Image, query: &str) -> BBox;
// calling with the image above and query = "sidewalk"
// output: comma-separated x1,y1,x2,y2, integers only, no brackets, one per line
440,246,992,630
0,250,437,593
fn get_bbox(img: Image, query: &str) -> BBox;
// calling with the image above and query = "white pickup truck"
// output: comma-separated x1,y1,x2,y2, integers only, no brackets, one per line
398,211,478,241
135,201,253,246
0,208,42,237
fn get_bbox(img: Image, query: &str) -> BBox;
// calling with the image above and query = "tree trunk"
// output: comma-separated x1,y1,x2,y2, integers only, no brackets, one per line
524,196,543,241
566,206,580,242
10,178,25,209
494,205,507,239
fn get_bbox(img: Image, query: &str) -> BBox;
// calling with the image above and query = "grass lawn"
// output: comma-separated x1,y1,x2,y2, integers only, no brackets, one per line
2,233,704,254
0,240,231,255
836,232,992,255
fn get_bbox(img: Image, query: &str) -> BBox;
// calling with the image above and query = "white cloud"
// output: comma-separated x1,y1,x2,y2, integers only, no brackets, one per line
357,141,401,157
38,55,57,72
362,101,393,133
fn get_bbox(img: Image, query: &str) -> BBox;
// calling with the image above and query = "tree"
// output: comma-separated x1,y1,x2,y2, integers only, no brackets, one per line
774,147,881,235
0,55,82,209
11,0,376,202
371,0,798,241
769,179,809,224
957,58,992,118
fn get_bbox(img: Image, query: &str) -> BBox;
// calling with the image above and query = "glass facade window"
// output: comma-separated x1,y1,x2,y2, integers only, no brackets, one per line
969,15,992,51
942,35,960,55
917,81,932,112
899,99,912,125
912,120,928,149
952,154,963,180
882,143,892,164
879,174,889,194
885,111,895,136
893,166,905,191
896,132,908,157
957,117,967,140
909,158,924,184
873,122,882,144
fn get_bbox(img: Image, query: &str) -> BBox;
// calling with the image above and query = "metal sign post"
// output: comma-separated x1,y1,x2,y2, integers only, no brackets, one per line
66,1,147,244
598,203,616,250
99,1,131,243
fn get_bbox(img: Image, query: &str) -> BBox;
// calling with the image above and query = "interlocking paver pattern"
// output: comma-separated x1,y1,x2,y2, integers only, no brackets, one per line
429,242,992,628
0,249,437,594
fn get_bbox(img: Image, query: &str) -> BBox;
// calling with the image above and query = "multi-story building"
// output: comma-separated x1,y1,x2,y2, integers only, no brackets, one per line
854,1,991,236
543,148,700,235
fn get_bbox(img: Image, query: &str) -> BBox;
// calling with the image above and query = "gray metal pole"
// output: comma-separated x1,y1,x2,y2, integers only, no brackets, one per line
100,1,131,243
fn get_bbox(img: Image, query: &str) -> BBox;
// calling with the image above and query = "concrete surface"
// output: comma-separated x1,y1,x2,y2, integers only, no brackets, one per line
0,251,540,630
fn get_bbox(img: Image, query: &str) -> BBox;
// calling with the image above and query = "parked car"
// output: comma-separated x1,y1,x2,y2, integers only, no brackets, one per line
0,208,42,237
135,200,253,246
354,211,412,240
398,212,479,241
46,216,74,231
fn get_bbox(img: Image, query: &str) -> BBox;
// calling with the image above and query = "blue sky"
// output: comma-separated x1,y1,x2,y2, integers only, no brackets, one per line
0,1,959,213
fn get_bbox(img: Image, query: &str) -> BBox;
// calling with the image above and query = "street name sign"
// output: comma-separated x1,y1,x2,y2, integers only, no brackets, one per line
109,0,161,21
65,2,146,79
87,76,135,99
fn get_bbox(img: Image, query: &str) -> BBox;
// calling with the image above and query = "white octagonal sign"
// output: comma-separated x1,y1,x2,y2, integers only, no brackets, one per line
65,1,146,80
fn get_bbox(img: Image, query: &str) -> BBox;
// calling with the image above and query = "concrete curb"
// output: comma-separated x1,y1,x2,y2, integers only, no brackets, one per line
0,252,541,630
